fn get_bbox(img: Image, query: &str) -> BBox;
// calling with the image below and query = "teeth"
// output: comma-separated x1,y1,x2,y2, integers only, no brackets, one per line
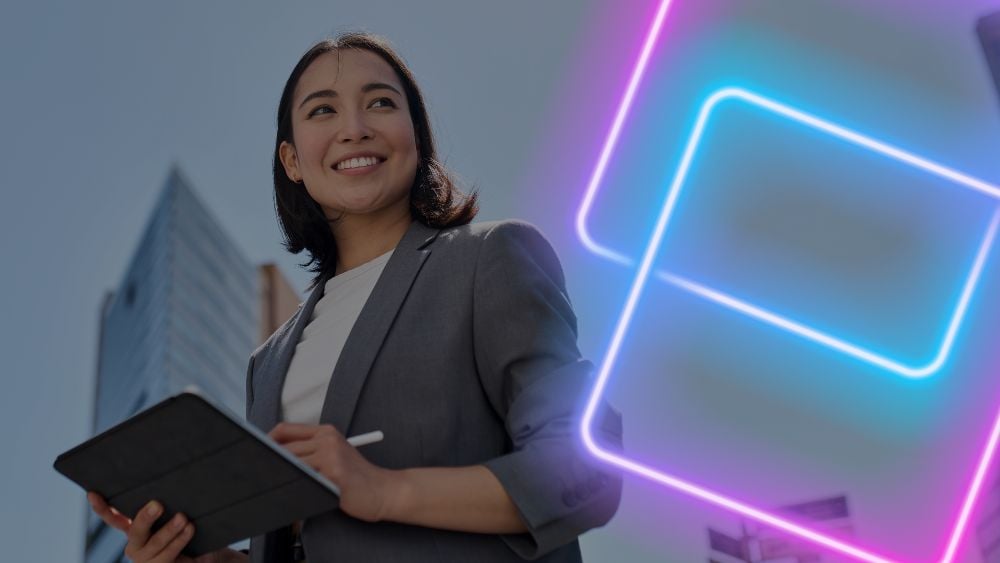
336,156,380,170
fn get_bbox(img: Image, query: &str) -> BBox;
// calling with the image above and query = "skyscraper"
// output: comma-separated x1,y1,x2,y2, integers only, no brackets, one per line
84,166,300,563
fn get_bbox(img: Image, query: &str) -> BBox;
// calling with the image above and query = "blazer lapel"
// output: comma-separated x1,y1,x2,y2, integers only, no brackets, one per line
318,219,440,434
251,271,329,432
249,220,438,563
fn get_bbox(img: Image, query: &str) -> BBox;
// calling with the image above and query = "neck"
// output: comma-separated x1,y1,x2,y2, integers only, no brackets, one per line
330,205,413,276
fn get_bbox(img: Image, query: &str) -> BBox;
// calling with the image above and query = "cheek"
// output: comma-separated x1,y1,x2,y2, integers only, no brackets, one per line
296,131,329,169
391,146,419,187
397,139,420,176
387,118,418,157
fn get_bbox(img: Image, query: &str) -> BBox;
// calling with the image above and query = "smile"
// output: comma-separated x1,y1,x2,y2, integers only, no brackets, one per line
334,156,385,171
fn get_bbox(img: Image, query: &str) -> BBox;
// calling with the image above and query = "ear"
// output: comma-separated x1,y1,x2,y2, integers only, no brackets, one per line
278,140,301,183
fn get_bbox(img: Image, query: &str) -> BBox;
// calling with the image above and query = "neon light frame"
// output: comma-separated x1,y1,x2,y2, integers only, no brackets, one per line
575,44,1000,378
576,1,1000,561
647,87,1000,379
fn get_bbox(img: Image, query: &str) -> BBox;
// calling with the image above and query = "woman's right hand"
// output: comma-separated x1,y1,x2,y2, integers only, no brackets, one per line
86,491,247,563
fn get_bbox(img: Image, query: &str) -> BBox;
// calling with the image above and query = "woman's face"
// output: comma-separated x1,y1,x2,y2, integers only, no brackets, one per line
280,49,419,223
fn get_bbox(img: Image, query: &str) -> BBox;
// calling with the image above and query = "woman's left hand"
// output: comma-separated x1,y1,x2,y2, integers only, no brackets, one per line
268,422,395,523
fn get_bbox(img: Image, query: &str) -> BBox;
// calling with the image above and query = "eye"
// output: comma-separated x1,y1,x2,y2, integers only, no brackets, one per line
370,97,396,109
308,105,334,117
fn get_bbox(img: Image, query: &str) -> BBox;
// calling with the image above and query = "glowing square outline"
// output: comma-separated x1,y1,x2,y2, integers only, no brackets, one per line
576,1,1000,561
646,87,1000,379
575,52,1000,379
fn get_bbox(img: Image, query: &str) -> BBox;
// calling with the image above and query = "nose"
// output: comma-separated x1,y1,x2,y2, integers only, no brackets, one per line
336,109,374,143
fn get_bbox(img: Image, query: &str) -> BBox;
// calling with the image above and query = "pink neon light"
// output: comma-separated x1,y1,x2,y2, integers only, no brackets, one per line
575,1,1000,560
940,401,1000,562
574,0,674,267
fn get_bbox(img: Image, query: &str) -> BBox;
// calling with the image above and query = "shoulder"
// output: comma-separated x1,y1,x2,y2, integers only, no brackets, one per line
437,219,563,275
441,219,567,291
436,219,555,254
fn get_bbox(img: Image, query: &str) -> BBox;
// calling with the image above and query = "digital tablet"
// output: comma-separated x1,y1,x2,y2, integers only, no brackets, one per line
54,389,341,557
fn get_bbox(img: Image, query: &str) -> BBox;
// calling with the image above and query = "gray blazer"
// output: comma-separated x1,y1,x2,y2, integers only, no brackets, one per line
245,218,624,562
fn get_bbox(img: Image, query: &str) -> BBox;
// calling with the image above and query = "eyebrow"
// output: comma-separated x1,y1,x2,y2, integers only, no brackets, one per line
298,82,402,110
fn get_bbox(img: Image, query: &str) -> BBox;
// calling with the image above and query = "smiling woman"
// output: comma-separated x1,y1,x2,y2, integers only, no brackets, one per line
86,31,624,563
273,33,480,283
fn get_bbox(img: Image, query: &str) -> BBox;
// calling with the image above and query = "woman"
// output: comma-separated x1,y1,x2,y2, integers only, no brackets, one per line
87,31,624,563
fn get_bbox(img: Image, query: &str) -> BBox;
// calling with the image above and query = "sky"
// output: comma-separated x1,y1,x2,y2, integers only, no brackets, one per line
4,1,1000,561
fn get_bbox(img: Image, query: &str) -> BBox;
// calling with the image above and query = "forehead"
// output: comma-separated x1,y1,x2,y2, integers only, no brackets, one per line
295,49,402,101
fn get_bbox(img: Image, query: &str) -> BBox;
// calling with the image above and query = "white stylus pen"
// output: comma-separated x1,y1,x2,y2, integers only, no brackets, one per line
346,430,384,447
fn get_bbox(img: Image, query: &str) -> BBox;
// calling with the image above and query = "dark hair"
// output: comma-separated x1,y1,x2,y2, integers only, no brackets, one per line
272,32,479,290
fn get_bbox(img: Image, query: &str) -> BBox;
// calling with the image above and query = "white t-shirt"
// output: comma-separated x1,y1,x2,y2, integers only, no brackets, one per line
280,248,394,425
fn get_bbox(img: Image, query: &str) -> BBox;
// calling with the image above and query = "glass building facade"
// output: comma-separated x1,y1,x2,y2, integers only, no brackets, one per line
84,166,291,563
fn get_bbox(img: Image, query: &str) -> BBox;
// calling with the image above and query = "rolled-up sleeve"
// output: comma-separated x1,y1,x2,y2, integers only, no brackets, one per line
473,220,624,560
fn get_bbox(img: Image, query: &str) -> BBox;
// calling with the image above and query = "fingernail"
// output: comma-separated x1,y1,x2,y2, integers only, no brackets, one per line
147,502,161,516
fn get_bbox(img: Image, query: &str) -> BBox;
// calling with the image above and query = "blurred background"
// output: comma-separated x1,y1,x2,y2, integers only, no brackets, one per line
4,0,1000,561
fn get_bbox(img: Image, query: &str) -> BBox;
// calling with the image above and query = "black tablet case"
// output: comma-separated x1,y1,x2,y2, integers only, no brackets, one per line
54,391,341,557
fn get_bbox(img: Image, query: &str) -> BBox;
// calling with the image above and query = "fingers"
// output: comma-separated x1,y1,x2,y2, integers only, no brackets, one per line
140,513,195,563
87,493,198,563
124,501,194,563
269,422,346,443
269,421,324,442
152,520,195,563
299,452,323,472
280,440,319,457
124,500,162,559
86,492,132,532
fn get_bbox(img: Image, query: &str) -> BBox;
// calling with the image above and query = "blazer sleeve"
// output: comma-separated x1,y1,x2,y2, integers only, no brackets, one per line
473,220,624,560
